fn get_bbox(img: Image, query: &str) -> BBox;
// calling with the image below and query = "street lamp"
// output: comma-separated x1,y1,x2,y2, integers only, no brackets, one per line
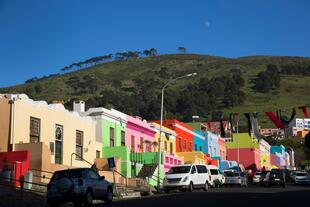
236,119,240,164
157,72,197,191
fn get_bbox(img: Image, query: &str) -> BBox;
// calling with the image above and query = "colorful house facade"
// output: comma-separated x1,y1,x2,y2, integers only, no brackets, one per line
160,120,194,152
193,130,206,153
79,105,130,176
226,133,261,171
0,94,101,174
204,131,219,157
270,145,287,169
259,139,271,170
149,122,183,173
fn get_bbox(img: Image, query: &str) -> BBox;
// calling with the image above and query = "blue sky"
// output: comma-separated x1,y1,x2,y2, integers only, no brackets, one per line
0,0,310,87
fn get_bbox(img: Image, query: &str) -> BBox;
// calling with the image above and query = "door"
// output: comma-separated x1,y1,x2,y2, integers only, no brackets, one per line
87,169,106,197
190,165,199,186
196,165,208,185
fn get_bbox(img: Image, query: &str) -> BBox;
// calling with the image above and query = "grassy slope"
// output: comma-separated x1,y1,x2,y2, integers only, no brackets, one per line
1,54,310,128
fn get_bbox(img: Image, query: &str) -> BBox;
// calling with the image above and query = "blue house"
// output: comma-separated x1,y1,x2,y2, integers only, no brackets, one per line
193,129,206,154
204,131,219,157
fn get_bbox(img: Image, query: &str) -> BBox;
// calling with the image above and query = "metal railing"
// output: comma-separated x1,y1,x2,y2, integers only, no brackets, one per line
70,153,93,166
0,175,47,199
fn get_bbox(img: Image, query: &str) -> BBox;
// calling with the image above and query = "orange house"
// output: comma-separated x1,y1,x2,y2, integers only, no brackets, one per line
156,120,194,153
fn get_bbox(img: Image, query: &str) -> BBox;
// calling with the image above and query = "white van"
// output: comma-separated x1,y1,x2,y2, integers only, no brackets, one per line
163,164,210,193
205,165,225,187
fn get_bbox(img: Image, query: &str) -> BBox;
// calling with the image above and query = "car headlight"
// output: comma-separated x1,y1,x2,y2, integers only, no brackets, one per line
182,176,189,182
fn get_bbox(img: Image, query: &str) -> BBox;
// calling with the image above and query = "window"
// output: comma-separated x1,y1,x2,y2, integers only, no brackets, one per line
184,140,187,151
88,169,100,179
164,141,167,151
195,144,197,151
145,141,151,152
191,166,197,174
110,127,115,147
170,142,173,154
197,165,208,174
55,124,63,164
76,130,83,160
199,146,202,152
30,117,40,143
178,138,182,152
189,142,192,152
121,131,126,146
131,135,135,153
210,169,219,175
96,150,100,158
140,137,144,152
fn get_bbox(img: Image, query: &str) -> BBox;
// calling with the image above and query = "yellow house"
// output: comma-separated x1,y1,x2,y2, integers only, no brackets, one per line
0,94,101,174
150,122,177,154
149,122,184,172
176,151,205,164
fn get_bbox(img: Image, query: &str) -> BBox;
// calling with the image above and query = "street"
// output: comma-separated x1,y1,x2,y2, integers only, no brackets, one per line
108,184,310,207
1,184,310,207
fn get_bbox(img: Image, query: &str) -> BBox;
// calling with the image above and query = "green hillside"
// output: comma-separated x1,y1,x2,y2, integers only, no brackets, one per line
1,54,310,129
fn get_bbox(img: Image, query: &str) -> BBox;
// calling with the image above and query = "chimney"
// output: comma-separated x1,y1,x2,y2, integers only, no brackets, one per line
73,100,85,113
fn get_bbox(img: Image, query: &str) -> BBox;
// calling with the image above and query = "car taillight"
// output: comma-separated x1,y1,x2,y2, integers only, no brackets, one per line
78,178,83,186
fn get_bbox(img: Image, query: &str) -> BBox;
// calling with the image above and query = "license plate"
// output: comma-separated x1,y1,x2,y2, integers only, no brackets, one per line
275,178,280,181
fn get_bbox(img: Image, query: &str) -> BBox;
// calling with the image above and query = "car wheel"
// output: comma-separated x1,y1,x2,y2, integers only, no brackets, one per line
164,189,169,194
204,182,209,191
282,184,286,188
188,182,194,192
104,187,113,203
84,190,93,207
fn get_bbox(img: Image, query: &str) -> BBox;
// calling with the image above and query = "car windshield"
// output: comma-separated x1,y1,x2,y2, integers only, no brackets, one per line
51,169,83,181
296,173,307,176
167,166,191,174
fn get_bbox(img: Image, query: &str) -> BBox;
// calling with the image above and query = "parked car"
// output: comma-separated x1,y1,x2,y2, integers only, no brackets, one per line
262,169,285,188
223,170,247,187
47,168,113,207
294,171,310,185
252,171,262,184
163,164,210,193
206,165,225,187
259,170,270,186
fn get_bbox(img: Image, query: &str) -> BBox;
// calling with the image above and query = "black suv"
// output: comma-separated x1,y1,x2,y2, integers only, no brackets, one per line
47,168,113,207
263,169,286,188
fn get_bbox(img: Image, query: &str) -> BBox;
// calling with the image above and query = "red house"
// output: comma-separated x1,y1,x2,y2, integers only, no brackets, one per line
156,120,194,153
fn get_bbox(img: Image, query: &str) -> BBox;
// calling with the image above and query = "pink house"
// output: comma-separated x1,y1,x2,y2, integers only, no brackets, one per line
218,137,227,160
126,116,156,153
227,148,261,171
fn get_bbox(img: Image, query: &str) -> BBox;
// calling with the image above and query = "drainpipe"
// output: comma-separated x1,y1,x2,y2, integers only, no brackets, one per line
8,99,15,151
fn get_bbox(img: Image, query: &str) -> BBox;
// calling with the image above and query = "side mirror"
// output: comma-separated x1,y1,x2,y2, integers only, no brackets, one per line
100,176,105,180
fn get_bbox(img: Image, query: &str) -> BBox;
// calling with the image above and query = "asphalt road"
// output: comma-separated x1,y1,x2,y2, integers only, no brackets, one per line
1,184,310,207
106,184,310,207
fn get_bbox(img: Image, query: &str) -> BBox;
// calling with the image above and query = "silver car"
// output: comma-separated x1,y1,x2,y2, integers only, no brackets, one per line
223,171,247,187
252,171,262,184
294,171,310,185
47,168,113,207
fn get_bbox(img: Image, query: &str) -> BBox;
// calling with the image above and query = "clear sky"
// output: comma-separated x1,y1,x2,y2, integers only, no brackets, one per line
0,0,310,87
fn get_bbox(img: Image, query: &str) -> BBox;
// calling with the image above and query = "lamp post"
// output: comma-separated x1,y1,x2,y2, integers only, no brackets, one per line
236,119,240,164
157,72,197,191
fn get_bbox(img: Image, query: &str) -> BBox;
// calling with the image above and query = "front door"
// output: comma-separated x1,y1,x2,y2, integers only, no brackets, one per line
190,165,200,186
